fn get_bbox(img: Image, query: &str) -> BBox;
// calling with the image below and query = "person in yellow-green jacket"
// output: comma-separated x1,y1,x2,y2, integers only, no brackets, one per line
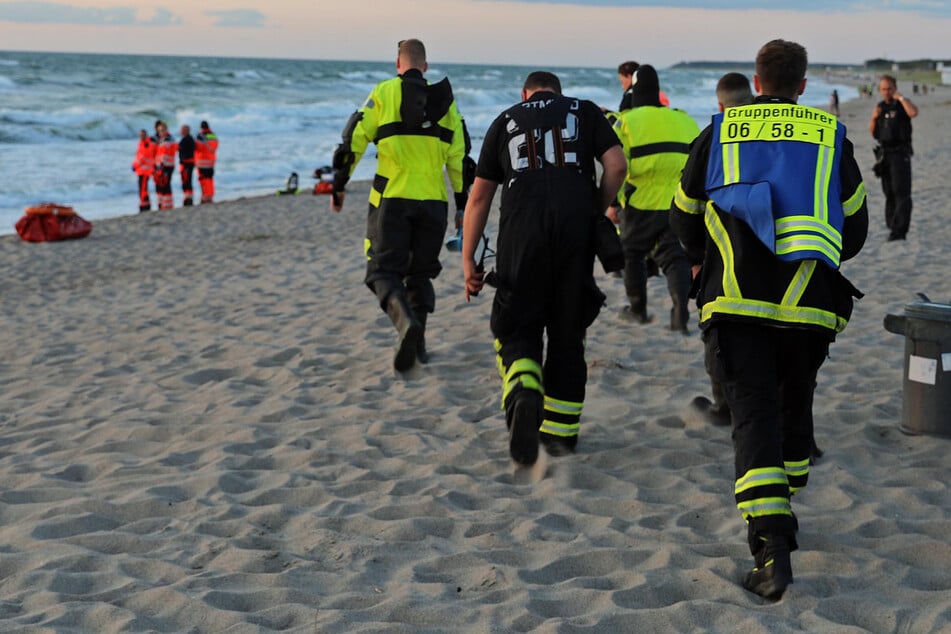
670,39,868,601
330,38,473,374
611,65,699,333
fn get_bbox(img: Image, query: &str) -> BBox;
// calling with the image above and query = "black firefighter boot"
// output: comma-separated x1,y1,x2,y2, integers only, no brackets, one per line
385,293,423,373
413,310,429,364
743,534,794,600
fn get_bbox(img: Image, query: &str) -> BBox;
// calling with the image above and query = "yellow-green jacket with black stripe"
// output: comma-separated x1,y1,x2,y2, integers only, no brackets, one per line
332,69,467,207
614,105,699,211
670,96,868,337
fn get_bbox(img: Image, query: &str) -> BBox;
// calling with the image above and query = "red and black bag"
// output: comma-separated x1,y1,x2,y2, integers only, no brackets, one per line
15,203,93,242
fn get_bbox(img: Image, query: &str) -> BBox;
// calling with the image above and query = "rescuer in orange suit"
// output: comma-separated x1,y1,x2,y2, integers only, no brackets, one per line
195,120,219,203
132,129,155,212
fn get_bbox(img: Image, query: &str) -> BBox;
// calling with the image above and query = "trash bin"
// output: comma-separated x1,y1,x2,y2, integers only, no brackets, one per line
883,297,951,437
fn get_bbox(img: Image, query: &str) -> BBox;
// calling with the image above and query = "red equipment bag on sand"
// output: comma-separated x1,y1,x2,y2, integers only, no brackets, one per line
15,203,93,242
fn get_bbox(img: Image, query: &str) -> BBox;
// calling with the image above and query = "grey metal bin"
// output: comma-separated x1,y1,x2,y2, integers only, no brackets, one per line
883,297,951,437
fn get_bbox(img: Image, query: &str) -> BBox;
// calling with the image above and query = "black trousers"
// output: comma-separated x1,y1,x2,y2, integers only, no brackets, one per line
364,196,447,315
706,322,829,552
490,205,603,441
619,208,691,329
881,149,912,239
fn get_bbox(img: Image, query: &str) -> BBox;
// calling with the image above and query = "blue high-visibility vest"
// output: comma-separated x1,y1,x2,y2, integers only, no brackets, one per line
704,103,846,269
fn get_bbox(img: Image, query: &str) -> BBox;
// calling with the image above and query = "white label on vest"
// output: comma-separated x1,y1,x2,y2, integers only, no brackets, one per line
908,355,937,385
942,352,951,371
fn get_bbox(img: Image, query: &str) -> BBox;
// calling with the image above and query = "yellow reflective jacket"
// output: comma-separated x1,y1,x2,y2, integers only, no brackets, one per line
342,70,467,206
614,106,700,211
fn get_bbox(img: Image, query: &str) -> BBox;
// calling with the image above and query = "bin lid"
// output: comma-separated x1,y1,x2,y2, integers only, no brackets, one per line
904,301,951,323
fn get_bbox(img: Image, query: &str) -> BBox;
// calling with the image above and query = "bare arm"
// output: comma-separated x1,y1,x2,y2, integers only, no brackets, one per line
598,145,626,211
461,177,498,301
869,104,880,138
894,93,919,118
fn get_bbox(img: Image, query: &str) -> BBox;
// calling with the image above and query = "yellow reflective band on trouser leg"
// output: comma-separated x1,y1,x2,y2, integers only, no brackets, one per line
500,357,543,409
737,497,793,522
735,467,792,523
364,237,371,260
540,395,582,438
784,458,810,494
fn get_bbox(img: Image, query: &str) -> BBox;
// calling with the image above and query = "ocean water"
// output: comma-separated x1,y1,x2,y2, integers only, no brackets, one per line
0,51,856,235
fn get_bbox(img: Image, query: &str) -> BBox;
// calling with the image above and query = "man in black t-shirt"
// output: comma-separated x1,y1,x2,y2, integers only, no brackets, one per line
462,71,626,466
869,74,918,240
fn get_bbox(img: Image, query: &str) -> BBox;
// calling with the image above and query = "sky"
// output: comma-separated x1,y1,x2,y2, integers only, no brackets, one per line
0,0,949,68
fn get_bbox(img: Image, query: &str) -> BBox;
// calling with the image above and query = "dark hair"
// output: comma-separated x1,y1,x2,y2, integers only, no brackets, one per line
617,61,639,76
879,74,897,87
523,71,561,95
716,72,753,108
200,120,210,130
755,39,807,98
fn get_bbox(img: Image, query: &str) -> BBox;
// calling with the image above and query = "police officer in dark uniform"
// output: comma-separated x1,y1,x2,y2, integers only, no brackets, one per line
671,40,868,600
869,74,918,241
462,71,626,466
331,39,473,373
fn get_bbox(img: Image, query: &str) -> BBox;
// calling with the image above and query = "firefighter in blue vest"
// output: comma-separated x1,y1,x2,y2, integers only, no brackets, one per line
671,39,868,600
330,38,472,374
462,71,626,465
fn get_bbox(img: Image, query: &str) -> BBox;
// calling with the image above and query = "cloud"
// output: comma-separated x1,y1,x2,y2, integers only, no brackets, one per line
0,2,183,25
475,0,951,17
205,9,266,28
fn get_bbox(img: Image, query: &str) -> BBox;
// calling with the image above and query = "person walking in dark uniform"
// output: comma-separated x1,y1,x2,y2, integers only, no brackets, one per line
178,124,196,206
330,38,473,374
671,39,868,600
462,71,626,465
869,74,918,241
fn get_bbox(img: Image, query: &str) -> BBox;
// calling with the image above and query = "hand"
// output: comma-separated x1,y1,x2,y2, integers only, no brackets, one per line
606,205,621,225
691,264,702,280
462,258,485,302
330,190,345,212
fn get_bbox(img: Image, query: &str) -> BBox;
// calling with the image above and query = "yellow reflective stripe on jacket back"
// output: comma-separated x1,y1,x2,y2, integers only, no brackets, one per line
780,261,816,306
702,296,845,331
705,201,741,297
705,200,846,330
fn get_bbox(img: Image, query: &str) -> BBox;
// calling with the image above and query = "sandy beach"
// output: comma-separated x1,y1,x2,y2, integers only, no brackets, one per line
0,83,948,632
